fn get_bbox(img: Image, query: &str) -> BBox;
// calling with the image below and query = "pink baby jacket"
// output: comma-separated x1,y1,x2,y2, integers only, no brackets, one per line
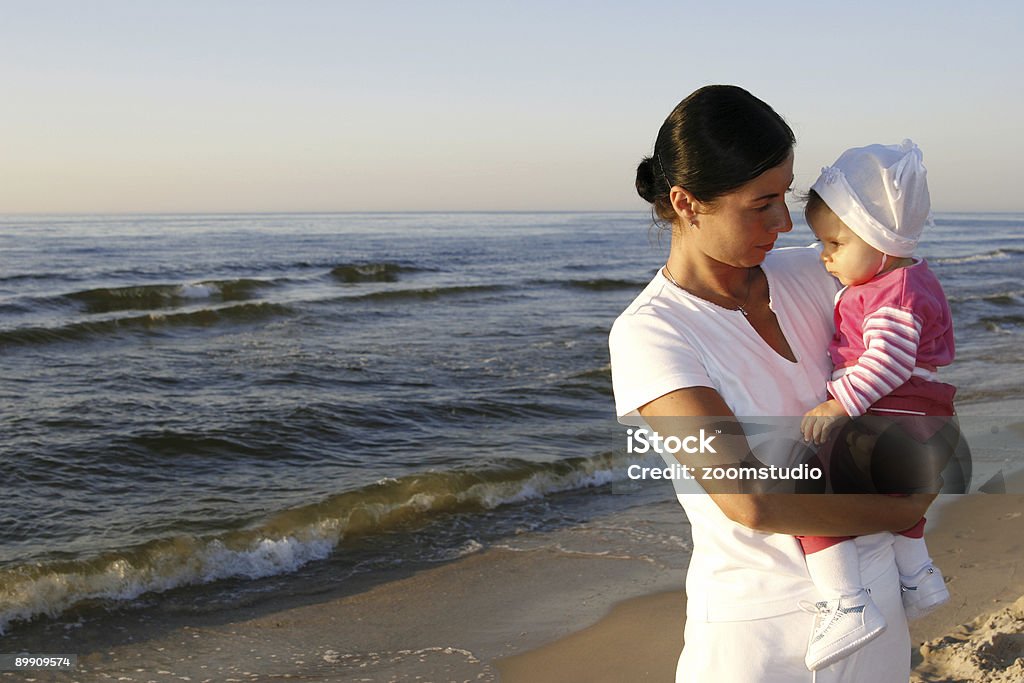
826,259,955,417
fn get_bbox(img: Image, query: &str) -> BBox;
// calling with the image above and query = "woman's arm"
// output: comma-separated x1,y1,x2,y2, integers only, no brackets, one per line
639,386,935,535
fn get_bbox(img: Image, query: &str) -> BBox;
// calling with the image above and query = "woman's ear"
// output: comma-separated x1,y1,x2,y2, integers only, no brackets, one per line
669,186,701,226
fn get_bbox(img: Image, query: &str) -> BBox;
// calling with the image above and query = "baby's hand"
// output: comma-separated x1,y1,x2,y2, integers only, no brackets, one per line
801,400,849,444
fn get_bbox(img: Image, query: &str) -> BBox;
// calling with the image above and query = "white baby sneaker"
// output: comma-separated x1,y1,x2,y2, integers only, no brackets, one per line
901,564,950,621
803,589,887,671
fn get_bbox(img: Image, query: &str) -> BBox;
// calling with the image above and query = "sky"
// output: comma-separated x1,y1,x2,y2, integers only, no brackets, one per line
1,0,1022,214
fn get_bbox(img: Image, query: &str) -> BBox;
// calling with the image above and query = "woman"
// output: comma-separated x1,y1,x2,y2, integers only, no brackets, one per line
609,85,934,681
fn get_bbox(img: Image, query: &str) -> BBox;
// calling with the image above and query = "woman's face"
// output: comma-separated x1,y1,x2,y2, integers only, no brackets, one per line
687,152,795,267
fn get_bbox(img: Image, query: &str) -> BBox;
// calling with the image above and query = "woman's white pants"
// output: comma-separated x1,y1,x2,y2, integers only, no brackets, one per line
676,562,911,682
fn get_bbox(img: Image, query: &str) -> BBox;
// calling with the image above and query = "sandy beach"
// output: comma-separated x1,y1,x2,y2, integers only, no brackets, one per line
2,476,1020,682
498,486,1024,683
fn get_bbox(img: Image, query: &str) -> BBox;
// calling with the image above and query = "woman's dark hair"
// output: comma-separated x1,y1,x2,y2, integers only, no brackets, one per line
636,85,795,224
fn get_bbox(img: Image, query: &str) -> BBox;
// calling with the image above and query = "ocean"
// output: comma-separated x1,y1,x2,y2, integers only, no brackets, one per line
1,211,1022,637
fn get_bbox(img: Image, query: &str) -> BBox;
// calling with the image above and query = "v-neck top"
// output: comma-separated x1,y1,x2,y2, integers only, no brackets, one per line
611,245,840,419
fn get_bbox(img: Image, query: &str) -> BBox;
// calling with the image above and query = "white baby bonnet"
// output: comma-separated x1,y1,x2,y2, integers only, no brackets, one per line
811,140,932,257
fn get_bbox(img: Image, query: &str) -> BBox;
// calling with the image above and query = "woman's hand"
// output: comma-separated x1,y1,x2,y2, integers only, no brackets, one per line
801,399,848,444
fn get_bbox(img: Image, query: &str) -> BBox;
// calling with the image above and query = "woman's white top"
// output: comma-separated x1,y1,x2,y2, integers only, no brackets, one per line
609,246,898,621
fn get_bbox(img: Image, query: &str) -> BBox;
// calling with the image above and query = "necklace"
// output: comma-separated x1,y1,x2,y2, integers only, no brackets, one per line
663,264,755,317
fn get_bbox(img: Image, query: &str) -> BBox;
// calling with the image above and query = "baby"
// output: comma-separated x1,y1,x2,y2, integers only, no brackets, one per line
797,141,955,671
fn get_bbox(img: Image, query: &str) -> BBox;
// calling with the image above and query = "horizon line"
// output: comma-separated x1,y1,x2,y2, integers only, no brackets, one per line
1,208,1020,218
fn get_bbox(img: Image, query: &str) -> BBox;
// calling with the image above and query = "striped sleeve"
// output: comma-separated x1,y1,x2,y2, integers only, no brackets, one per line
827,306,922,416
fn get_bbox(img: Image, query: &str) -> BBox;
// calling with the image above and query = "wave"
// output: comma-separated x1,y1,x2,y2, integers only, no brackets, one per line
0,302,292,347
330,263,423,283
979,314,1024,333
1,261,429,293
0,272,80,284
348,284,510,302
947,291,1023,305
63,279,282,313
932,248,1024,265
568,363,611,379
0,452,632,633
527,278,648,291
562,278,648,291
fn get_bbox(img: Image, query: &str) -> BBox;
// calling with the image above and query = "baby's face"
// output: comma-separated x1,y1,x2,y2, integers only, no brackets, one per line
808,208,885,286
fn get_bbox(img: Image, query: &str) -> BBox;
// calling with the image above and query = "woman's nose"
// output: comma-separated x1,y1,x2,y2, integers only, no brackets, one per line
770,205,793,233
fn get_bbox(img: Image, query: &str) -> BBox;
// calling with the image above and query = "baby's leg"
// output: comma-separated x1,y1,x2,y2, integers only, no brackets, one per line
891,518,950,620
892,518,930,576
799,537,888,670
800,536,862,598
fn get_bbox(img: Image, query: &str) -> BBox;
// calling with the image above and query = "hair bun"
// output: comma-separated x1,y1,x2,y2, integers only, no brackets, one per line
635,157,659,203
